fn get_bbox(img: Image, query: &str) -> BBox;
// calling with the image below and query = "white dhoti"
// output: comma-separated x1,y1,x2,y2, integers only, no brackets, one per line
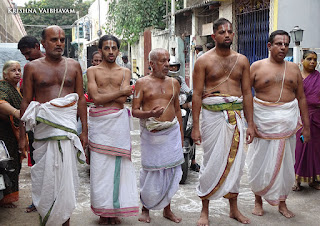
197,95,246,200
21,93,85,226
247,97,301,205
89,107,139,217
140,121,184,210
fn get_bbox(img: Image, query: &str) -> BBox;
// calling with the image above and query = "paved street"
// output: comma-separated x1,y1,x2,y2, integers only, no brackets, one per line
0,116,319,226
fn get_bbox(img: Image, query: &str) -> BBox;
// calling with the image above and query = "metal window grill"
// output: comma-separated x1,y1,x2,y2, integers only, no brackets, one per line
235,0,270,64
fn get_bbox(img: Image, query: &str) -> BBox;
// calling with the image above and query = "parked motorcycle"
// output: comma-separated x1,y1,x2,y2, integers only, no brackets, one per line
179,92,195,184
0,140,14,201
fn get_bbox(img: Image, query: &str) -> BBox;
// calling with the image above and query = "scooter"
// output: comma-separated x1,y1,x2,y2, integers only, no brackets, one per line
179,92,195,184
0,140,14,201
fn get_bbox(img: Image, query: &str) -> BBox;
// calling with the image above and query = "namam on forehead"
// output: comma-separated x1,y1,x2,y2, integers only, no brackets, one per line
102,39,118,50
44,25,65,39
103,40,118,48
275,35,289,46
220,23,231,32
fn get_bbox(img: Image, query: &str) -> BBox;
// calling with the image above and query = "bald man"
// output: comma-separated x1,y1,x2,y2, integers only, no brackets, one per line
132,48,183,224
19,25,88,226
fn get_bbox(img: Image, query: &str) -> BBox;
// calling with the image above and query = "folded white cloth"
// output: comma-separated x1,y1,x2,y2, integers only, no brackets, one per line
197,95,246,200
247,97,301,205
21,93,85,226
139,120,183,209
89,106,139,217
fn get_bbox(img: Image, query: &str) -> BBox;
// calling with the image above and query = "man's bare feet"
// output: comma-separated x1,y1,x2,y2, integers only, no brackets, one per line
252,195,264,216
163,205,181,223
99,217,121,225
278,201,295,218
138,206,151,223
229,195,250,224
197,210,209,226
110,217,121,225
99,217,109,225
0,202,17,208
197,199,209,226
230,210,250,224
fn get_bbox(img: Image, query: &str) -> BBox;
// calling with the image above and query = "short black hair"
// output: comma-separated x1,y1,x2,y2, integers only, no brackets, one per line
268,30,290,44
206,43,214,50
98,35,120,49
41,28,46,40
213,18,232,33
18,36,40,50
195,45,203,51
92,51,101,58
303,50,317,60
122,55,128,60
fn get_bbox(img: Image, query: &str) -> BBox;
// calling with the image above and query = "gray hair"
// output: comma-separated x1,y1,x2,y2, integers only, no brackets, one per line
2,60,20,76
148,48,168,62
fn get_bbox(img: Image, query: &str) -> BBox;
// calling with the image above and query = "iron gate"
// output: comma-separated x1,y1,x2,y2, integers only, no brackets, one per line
236,0,270,64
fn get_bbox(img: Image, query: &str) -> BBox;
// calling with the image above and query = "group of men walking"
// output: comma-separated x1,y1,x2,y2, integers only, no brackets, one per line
15,16,311,226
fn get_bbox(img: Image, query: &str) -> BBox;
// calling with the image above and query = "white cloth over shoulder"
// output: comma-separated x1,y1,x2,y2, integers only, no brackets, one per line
21,93,85,226
89,107,139,217
197,95,246,200
247,97,301,205
140,121,183,210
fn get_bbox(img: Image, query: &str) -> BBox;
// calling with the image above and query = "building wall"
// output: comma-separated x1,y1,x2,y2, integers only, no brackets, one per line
276,0,320,49
219,0,233,22
151,30,170,50
0,0,26,43
88,0,110,43
131,35,144,78
186,0,206,7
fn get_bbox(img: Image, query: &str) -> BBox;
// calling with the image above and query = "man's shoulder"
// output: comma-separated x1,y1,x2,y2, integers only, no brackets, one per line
120,66,131,74
138,75,151,82
24,58,43,71
66,57,80,66
285,61,299,69
251,58,268,67
235,51,248,60
27,57,43,66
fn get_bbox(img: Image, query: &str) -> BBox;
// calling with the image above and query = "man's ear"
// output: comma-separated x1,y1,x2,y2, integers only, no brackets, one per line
41,40,45,49
149,61,154,69
35,43,40,50
211,34,216,42
267,42,271,50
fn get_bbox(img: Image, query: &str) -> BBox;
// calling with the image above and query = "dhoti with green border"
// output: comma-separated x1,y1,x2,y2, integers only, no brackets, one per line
21,93,85,226
89,106,139,217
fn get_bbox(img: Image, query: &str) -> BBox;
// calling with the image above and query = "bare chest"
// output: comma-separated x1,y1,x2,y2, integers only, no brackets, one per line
205,64,242,85
35,67,75,88
95,73,124,90
143,81,175,102
255,68,297,90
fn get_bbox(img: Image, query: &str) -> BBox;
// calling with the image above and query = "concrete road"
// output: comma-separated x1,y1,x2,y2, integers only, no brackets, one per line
0,116,319,226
